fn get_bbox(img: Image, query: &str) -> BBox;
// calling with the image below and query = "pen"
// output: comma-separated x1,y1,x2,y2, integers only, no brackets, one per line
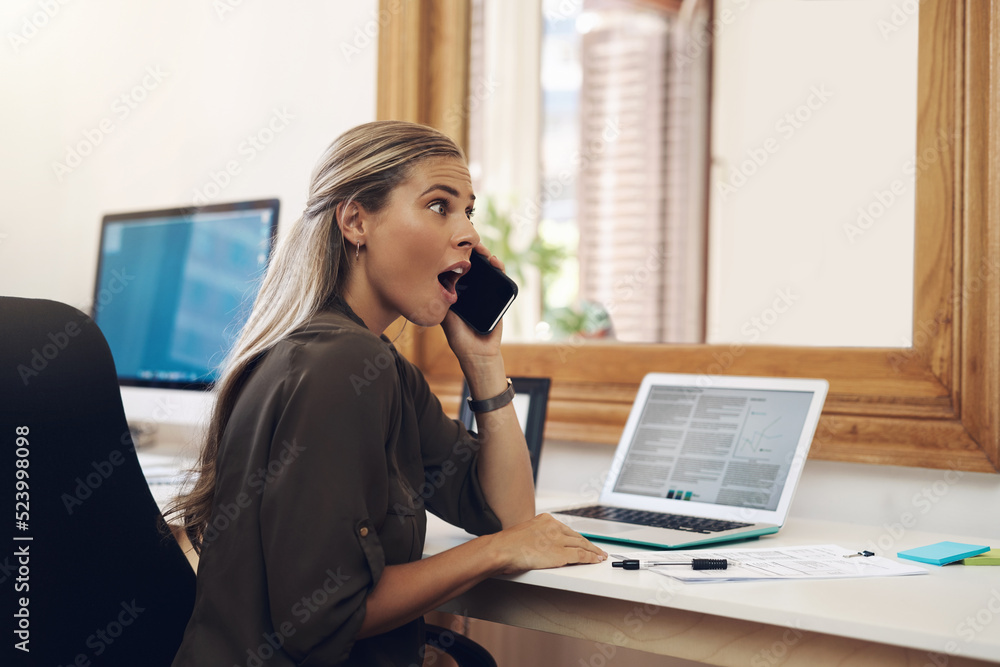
843,550,876,558
612,558,728,570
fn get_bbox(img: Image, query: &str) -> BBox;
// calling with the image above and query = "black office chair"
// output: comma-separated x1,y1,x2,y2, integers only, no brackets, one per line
2,297,496,666
425,623,497,667
1,296,196,666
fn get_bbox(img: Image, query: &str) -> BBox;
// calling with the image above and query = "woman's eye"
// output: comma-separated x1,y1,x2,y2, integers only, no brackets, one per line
466,208,476,221
429,202,446,215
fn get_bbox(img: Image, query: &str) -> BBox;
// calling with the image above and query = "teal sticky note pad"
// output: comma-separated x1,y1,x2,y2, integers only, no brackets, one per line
897,541,990,566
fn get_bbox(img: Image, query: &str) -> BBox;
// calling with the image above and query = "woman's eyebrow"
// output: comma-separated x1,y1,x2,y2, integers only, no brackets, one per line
418,184,476,202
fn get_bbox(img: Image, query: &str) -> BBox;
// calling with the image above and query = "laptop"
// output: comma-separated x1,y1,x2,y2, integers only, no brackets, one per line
553,373,828,549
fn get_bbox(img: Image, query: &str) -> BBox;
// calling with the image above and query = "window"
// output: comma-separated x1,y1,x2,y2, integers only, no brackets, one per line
376,0,1000,474
467,0,710,343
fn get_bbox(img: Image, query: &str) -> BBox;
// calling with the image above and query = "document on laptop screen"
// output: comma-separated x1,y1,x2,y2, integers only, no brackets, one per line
611,387,814,510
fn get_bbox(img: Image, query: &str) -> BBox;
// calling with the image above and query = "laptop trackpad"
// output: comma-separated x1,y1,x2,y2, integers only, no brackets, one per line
558,516,640,536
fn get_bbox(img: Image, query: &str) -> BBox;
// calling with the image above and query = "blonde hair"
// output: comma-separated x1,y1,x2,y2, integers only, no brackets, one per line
168,120,465,551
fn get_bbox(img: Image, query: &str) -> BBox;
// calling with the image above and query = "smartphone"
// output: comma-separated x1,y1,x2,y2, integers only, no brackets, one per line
450,252,518,335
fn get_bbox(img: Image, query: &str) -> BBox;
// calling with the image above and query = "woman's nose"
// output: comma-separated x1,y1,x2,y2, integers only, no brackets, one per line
454,217,480,248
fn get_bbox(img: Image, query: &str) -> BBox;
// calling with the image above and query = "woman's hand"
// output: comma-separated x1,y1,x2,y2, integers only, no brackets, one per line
359,513,607,639
440,243,506,366
483,514,608,575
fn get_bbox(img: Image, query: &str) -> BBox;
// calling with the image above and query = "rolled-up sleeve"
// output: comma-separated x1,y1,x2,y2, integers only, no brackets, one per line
397,356,503,537
258,333,397,664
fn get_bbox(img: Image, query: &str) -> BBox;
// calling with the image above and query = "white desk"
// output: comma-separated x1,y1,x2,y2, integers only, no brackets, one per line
141,434,1000,666
136,425,201,512
425,493,1000,667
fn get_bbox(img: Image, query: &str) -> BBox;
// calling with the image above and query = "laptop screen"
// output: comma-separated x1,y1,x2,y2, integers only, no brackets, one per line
612,385,815,511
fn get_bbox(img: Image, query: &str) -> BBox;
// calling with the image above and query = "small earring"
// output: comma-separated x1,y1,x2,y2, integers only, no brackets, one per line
356,241,361,260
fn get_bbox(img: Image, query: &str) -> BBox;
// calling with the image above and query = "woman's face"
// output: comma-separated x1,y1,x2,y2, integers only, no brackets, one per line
359,156,479,330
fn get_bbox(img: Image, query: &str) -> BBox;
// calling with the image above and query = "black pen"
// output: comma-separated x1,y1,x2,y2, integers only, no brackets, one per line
612,558,728,570
843,550,876,558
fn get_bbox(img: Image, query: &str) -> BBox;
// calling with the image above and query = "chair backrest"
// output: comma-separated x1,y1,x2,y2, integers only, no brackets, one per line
1,297,195,666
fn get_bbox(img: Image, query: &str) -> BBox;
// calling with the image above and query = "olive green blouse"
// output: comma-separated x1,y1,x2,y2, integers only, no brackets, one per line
171,299,501,666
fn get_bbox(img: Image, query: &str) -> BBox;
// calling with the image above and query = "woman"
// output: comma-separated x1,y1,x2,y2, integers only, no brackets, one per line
169,120,607,666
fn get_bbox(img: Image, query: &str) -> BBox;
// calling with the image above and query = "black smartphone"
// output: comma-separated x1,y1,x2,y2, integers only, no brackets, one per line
450,252,518,335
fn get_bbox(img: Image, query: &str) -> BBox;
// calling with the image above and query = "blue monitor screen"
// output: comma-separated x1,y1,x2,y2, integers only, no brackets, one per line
93,199,279,388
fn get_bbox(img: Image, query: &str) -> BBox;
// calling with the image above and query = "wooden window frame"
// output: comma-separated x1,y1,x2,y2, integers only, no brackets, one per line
378,0,1000,473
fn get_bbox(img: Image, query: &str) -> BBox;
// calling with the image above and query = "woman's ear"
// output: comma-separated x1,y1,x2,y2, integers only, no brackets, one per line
336,200,367,247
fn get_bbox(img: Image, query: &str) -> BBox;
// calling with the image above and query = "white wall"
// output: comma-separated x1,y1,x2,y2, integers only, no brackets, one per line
0,0,378,308
708,0,918,347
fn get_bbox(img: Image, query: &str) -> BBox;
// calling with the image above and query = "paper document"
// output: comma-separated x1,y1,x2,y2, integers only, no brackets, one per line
613,544,929,583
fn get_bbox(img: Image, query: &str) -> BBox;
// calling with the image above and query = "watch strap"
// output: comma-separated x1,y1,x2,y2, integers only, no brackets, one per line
466,378,515,413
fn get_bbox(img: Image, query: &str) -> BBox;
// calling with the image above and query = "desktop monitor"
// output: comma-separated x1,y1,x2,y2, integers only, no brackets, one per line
92,199,279,432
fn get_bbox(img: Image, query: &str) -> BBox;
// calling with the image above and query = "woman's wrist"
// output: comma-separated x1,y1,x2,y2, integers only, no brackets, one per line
473,532,510,576
460,357,509,400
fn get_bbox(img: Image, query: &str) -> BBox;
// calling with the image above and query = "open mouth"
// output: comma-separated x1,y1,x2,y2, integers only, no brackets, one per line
437,267,464,295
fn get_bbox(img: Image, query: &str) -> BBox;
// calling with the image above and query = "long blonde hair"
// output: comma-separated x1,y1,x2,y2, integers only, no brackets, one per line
167,121,465,551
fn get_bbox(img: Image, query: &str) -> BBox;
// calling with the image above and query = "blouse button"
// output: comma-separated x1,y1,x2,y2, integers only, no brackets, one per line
359,527,369,538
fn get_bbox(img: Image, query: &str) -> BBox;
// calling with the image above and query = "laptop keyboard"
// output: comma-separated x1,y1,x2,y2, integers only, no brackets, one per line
559,505,753,535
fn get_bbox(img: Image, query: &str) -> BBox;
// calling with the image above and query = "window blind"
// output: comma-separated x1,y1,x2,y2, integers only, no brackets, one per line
577,0,708,342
